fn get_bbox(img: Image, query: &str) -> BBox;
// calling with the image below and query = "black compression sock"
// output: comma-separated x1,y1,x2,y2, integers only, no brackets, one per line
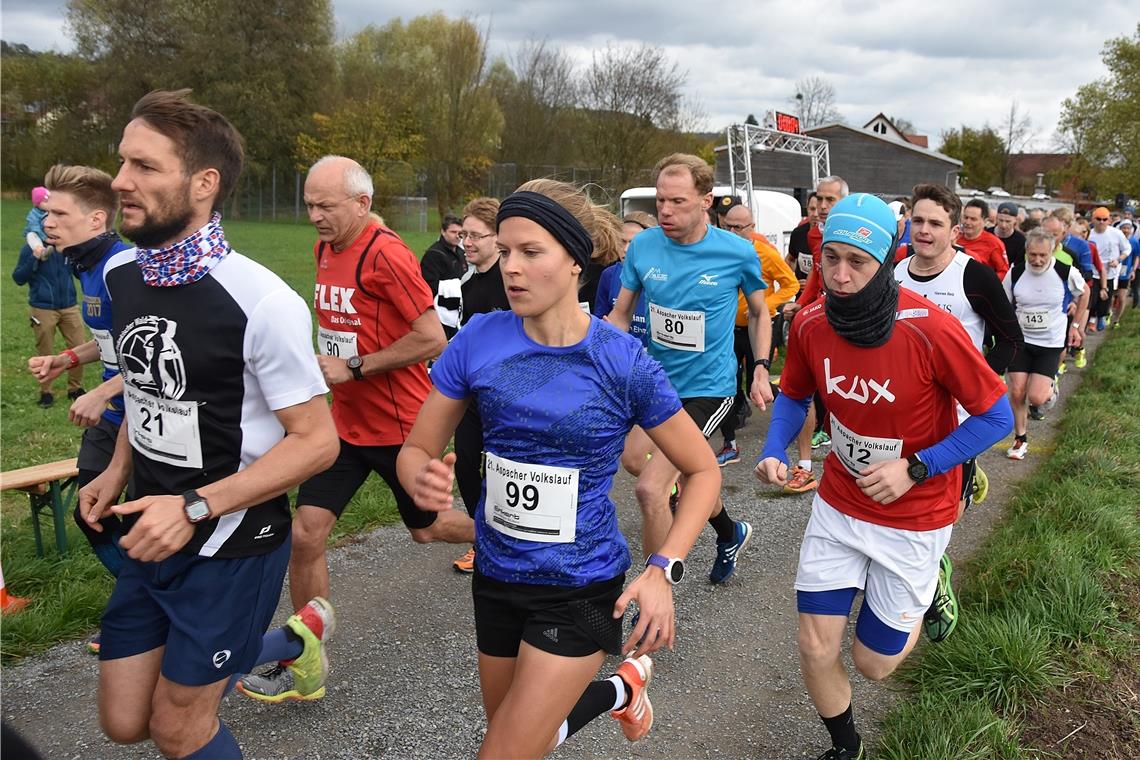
562,678,622,742
821,703,861,754
709,507,735,543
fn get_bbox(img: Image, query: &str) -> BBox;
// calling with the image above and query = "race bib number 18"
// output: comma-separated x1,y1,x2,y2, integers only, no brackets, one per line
648,303,706,352
484,453,578,543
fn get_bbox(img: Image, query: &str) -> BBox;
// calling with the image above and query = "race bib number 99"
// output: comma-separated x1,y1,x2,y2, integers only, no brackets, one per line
830,414,902,476
648,303,706,352
1018,309,1049,332
317,327,359,358
484,453,578,543
124,385,203,469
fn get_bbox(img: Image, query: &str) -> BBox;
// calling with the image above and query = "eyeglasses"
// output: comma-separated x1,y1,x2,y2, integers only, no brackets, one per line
1093,217,1109,222
724,223,753,233
458,231,493,242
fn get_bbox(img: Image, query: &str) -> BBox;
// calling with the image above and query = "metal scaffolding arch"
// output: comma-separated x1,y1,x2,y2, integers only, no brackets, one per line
726,123,830,208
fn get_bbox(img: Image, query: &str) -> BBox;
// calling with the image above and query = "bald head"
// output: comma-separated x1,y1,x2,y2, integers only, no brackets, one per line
304,155,374,250
723,204,755,239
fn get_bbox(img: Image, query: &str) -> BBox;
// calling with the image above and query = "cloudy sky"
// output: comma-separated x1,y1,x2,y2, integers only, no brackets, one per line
3,0,1134,152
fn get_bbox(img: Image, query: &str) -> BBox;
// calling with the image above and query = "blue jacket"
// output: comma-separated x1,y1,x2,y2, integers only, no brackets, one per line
12,244,78,310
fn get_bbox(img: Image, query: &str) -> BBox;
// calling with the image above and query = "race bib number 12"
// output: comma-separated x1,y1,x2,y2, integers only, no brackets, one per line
830,414,903,476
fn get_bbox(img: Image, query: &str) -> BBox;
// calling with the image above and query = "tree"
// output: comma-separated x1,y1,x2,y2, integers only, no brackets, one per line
791,76,842,129
998,100,1036,189
744,113,759,126
939,126,1006,190
490,39,579,171
578,43,689,190
889,116,916,135
1057,25,1140,200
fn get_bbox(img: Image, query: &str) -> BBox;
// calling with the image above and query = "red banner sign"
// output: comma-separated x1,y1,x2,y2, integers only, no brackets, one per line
775,111,801,134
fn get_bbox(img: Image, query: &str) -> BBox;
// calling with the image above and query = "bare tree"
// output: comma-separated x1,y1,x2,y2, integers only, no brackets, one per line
579,43,688,190
999,100,1036,189
790,76,842,129
492,39,578,170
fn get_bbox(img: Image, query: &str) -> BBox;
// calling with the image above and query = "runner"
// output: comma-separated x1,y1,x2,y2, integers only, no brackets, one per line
1004,228,1087,461
1087,207,1131,330
397,180,720,758
756,193,1013,760
607,153,773,583
957,199,1010,280
993,201,1026,269
237,155,471,702
26,165,132,654
78,89,340,759
893,183,1023,642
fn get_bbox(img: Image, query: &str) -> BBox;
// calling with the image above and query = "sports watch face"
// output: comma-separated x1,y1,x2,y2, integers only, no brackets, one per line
666,558,686,584
347,356,363,370
184,498,210,523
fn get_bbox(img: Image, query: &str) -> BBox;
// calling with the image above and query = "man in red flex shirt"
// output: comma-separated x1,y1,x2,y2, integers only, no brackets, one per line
238,155,474,703
958,198,1009,280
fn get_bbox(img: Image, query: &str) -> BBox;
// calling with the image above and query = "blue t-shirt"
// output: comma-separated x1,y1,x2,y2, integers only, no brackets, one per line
77,240,132,425
592,261,648,345
620,225,765,398
1120,238,1140,279
1064,234,1095,278
431,311,682,586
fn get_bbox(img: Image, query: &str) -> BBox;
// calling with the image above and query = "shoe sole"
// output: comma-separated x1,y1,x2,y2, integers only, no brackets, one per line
235,683,326,704
614,655,654,741
710,522,754,584
452,564,474,574
928,557,958,642
783,480,819,494
717,458,740,467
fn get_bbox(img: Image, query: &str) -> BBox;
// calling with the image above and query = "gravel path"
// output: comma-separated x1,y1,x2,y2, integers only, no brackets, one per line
2,333,1103,759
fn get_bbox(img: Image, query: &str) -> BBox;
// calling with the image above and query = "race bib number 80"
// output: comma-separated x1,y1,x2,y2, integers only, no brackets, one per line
648,303,706,352
484,453,578,543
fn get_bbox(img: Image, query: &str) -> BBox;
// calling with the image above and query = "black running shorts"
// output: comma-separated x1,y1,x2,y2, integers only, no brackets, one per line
297,438,434,529
681,396,735,440
472,572,624,658
1007,342,1064,378
959,457,976,510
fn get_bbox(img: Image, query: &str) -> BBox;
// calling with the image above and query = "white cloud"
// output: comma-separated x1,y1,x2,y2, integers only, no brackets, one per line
4,0,1133,150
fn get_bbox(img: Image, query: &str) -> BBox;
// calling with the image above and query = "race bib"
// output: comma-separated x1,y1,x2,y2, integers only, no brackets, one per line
649,303,706,352
484,453,578,543
317,327,359,358
1018,309,1050,332
124,385,203,469
797,252,814,275
830,414,903,476
91,328,118,371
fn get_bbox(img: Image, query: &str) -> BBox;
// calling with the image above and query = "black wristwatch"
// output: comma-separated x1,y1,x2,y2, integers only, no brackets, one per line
906,454,929,485
346,355,365,381
645,553,685,585
753,358,771,371
182,490,212,524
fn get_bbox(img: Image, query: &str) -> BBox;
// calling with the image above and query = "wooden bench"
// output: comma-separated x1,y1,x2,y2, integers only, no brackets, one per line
0,458,79,558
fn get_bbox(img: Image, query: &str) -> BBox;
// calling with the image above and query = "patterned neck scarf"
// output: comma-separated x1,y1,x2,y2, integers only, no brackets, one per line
134,213,231,287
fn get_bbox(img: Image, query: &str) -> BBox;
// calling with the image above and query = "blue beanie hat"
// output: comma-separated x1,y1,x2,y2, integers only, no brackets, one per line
822,193,897,264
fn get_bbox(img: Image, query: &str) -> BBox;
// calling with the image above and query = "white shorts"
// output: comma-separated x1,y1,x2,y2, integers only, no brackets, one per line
795,494,952,632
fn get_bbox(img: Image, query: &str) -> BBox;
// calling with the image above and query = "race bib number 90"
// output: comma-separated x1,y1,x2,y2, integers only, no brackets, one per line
124,385,203,469
1018,309,1050,332
484,453,578,543
317,327,359,358
648,303,706,352
830,414,903,476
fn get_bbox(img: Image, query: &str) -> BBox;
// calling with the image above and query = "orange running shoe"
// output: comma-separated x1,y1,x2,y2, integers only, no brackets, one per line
611,654,654,741
453,547,475,574
783,465,818,494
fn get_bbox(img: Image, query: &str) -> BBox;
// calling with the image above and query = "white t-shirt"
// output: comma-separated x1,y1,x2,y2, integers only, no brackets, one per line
1088,226,1131,280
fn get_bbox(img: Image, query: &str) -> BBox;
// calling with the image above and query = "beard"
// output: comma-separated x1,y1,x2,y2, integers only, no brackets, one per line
121,183,196,249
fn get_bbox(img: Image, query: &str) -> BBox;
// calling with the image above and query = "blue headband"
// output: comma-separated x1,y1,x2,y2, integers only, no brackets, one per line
496,191,594,269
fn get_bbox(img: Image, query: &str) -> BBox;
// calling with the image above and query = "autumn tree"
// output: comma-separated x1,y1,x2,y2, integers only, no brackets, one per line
490,39,578,171
940,126,1006,190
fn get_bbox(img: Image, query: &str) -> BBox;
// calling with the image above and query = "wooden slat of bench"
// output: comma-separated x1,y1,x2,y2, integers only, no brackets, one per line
0,459,80,492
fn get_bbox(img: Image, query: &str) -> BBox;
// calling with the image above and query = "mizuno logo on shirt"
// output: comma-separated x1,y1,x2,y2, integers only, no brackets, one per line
314,284,357,314
824,357,896,405
698,273,718,286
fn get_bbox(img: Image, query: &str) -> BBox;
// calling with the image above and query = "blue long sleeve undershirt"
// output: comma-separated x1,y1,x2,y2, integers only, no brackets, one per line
759,393,1014,477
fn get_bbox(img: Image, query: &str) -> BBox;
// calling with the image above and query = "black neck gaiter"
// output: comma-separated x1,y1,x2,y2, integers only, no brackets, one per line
824,258,900,348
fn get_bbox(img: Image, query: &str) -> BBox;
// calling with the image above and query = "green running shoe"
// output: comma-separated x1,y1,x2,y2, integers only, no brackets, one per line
236,663,326,703
1074,348,1087,368
972,463,989,505
923,554,958,642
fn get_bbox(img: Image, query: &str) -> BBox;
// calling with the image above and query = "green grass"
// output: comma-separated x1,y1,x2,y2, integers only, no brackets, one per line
875,318,1140,757
0,198,435,660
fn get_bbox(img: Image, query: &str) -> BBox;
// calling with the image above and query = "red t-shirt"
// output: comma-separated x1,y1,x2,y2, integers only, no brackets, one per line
313,222,434,446
796,225,825,305
780,288,1007,530
958,231,1009,281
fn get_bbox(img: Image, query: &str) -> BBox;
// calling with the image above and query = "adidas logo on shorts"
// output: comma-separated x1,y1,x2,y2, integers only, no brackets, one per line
543,627,559,643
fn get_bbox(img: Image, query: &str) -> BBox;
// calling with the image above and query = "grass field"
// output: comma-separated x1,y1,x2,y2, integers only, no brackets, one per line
875,319,1140,758
0,197,436,659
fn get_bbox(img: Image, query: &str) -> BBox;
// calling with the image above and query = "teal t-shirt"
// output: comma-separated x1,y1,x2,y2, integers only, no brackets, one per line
621,225,764,398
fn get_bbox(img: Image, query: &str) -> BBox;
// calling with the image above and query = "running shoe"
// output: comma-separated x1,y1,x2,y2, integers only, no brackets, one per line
710,520,752,584
816,744,864,760
668,482,680,513
1041,384,1059,411
86,634,101,656
1112,319,1121,330
1056,360,1067,376
783,465,818,493
923,554,958,642
1028,405,1045,421
1006,439,1028,460
715,445,741,467
611,654,654,742
237,596,336,703
971,464,989,505
1097,316,1106,331
452,547,475,574
1074,348,1087,368
811,430,832,449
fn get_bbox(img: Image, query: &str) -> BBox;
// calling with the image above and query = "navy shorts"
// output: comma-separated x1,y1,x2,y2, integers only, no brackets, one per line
297,438,435,529
99,536,290,686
